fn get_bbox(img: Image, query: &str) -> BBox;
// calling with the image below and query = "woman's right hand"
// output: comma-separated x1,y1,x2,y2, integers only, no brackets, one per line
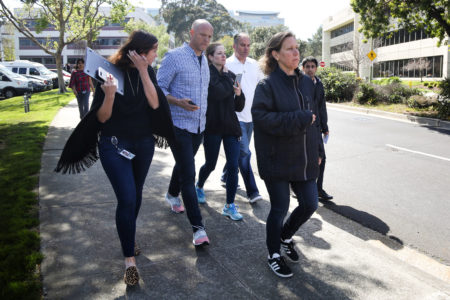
101,75,117,98
311,114,316,124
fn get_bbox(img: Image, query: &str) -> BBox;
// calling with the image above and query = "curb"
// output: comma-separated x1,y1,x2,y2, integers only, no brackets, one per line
327,103,450,130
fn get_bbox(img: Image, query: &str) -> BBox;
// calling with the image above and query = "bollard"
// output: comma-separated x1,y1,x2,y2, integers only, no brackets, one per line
23,92,31,113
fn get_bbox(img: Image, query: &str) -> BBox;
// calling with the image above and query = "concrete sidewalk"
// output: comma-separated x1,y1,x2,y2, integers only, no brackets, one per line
39,100,450,299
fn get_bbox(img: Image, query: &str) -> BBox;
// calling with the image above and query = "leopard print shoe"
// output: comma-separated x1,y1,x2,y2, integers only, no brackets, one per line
124,266,139,286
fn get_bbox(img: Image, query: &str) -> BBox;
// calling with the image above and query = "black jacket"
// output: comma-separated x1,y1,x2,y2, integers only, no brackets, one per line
314,76,329,134
251,66,320,181
205,65,245,136
55,66,174,174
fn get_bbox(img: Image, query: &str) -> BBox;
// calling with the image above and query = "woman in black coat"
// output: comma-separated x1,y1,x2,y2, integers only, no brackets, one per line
195,42,245,221
252,32,321,278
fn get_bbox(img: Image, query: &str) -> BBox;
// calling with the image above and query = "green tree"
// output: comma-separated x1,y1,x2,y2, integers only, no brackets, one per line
218,35,234,57
249,25,289,59
304,26,322,60
124,20,171,62
351,0,450,46
0,0,130,92
160,0,242,45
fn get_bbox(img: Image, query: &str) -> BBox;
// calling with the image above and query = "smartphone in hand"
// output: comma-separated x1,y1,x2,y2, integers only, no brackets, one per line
188,100,196,105
234,73,243,87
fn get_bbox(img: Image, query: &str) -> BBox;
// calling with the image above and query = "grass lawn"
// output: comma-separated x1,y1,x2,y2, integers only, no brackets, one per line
0,89,74,299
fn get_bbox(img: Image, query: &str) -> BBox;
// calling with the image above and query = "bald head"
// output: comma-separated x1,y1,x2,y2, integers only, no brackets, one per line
189,19,214,55
191,19,213,32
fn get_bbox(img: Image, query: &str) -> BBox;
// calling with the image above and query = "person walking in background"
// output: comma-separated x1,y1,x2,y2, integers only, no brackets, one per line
252,32,320,278
221,33,264,204
195,42,245,220
64,62,72,73
56,30,175,286
302,56,333,201
69,58,94,119
157,19,213,246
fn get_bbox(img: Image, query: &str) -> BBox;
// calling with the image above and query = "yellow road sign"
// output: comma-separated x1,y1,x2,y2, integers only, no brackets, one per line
367,50,377,61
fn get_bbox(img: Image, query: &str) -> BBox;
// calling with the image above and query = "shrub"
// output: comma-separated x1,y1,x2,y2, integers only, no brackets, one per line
355,83,380,105
438,77,450,99
316,67,358,102
424,82,429,86
435,97,450,120
386,77,401,84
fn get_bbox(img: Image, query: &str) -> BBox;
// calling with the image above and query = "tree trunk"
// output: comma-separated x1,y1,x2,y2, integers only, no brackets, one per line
55,52,67,93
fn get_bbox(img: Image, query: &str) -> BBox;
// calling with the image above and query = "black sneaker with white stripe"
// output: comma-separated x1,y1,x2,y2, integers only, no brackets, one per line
267,253,293,278
281,239,299,262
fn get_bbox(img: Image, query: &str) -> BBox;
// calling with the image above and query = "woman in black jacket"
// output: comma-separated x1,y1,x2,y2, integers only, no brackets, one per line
196,42,245,220
56,30,174,286
252,32,320,278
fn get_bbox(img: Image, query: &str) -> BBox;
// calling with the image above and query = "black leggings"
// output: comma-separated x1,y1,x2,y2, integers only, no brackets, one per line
265,179,318,256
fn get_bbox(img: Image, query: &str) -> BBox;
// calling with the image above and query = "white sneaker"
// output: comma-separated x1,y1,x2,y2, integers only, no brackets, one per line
165,193,185,213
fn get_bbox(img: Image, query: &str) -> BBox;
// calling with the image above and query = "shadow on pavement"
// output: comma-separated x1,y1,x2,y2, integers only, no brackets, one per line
317,200,404,251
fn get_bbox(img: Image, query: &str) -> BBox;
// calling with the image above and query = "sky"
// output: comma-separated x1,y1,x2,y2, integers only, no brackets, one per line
3,0,351,40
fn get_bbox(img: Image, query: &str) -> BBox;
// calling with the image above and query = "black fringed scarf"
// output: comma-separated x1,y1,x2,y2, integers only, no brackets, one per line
55,66,174,174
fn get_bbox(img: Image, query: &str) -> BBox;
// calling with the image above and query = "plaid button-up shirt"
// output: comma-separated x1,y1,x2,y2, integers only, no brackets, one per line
69,70,91,93
157,43,210,134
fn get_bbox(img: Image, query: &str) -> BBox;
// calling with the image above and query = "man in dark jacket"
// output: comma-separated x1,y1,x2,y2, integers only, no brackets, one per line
302,56,333,201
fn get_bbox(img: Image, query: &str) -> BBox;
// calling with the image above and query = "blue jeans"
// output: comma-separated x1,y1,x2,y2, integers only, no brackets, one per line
76,91,90,119
264,179,318,256
198,134,240,204
222,121,259,198
168,127,204,230
98,135,155,257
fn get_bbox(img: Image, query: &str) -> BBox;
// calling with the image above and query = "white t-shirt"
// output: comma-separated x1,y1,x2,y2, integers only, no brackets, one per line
226,54,264,123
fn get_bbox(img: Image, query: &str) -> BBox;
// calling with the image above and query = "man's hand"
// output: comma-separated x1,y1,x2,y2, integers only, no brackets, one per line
178,98,199,111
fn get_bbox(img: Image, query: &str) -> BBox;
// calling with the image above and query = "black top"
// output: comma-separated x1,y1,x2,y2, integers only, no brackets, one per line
205,65,245,136
55,66,175,174
252,66,320,182
314,76,329,133
92,67,153,140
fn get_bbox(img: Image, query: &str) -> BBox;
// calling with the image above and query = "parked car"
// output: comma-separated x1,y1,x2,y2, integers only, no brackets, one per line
27,77,48,93
0,65,32,99
49,69,71,86
0,60,59,88
24,74,53,91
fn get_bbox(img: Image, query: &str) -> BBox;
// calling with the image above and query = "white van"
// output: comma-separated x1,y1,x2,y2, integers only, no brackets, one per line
0,65,32,98
0,60,59,88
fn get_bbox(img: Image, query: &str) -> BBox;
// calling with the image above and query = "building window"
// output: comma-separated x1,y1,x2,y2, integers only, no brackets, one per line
20,56,56,65
330,41,353,54
331,22,354,39
330,62,353,72
373,55,443,78
375,28,431,48
19,37,58,49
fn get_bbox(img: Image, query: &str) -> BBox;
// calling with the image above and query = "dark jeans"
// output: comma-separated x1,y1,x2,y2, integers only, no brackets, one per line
98,135,155,257
168,127,204,230
222,121,259,198
265,179,318,256
76,91,90,119
198,134,240,204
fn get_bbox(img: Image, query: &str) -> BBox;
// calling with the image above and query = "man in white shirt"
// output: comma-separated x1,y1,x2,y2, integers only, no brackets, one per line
221,33,264,203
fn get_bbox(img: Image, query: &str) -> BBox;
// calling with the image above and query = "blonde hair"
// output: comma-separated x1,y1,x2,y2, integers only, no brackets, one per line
259,31,295,75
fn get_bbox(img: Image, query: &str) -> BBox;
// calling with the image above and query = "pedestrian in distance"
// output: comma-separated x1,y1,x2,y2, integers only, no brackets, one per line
56,30,175,286
195,42,245,221
69,58,95,119
252,32,321,278
64,62,72,73
302,56,333,201
221,33,264,204
157,19,213,246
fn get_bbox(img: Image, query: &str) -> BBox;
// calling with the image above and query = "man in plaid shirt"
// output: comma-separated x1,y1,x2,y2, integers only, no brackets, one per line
69,58,94,119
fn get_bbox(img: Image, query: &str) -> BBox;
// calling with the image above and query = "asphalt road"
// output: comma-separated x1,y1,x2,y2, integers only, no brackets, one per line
321,109,450,265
